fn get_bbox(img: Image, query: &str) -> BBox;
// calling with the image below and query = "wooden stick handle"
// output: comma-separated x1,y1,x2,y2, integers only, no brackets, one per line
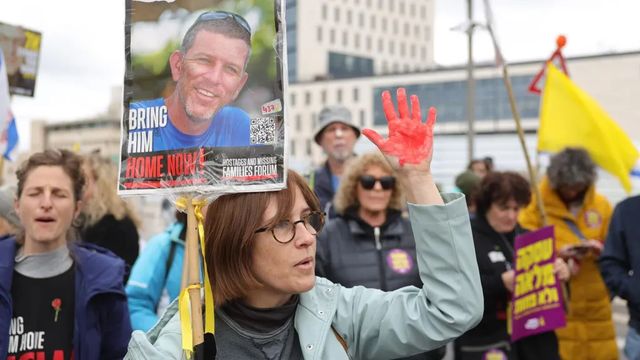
186,198,204,346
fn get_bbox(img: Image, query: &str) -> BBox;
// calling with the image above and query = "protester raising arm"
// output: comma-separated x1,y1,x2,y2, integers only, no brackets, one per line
321,88,482,359
125,88,482,360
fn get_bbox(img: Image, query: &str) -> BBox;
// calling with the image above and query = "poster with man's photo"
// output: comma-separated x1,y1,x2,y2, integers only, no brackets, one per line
119,0,286,195
0,21,42,97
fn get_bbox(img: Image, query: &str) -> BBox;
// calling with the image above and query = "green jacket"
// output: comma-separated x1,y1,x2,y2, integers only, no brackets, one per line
125,194,483,359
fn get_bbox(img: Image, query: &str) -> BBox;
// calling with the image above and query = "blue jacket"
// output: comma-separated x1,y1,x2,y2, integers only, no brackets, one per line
0,237,132,359
126,223,184,332
125,194,484,359
600,195,640,332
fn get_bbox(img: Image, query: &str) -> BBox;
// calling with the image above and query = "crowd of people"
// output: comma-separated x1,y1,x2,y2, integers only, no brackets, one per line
1,96,639,360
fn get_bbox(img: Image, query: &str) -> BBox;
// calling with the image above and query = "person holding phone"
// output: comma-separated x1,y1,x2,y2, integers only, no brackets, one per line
519,147,615,360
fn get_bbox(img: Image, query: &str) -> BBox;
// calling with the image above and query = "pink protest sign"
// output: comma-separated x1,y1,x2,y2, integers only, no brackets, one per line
511,226,566,342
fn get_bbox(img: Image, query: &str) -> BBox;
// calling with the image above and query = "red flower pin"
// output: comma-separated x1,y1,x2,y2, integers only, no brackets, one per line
52,298,62,322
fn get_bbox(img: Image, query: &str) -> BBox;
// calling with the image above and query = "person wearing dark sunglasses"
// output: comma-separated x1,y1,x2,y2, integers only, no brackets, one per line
315,152,446,360
129,10,255,151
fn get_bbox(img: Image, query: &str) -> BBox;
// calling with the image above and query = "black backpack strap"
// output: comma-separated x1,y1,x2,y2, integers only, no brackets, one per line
163,240,177,286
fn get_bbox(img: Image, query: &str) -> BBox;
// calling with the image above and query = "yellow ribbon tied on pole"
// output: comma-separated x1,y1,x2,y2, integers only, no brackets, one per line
175,197,215,358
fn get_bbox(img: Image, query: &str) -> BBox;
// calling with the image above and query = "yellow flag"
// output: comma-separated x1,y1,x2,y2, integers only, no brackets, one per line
539,63,639,192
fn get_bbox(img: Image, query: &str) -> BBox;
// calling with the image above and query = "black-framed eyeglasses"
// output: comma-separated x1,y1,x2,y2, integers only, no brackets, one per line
255,211,325,244
359,175,396,190
195,10,252,35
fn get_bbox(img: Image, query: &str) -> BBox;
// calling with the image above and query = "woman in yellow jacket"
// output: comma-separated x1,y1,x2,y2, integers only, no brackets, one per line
519,148,616,360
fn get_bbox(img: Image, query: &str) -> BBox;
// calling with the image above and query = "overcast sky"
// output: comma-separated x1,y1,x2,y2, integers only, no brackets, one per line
2,0,639,150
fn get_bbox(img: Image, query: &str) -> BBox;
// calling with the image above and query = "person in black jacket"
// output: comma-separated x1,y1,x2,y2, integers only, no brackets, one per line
80,152,141,279
455,171,570,360
316,152,445,360
599,194,640,360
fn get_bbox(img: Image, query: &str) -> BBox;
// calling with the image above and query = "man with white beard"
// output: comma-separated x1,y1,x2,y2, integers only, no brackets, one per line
309,105,360,218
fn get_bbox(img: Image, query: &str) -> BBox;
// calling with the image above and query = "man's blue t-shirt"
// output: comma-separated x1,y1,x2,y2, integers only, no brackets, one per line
128,98,251,152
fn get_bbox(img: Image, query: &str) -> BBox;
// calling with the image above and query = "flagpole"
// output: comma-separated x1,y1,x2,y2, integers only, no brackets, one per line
481,0,547,224
499,66,547,225
466,0,476,162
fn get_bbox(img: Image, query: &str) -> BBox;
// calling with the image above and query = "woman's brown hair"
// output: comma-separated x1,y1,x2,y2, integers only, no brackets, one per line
204,170,320,305
474,171,531,217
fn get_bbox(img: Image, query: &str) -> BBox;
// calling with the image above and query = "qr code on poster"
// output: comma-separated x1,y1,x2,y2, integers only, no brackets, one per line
250,117,276,145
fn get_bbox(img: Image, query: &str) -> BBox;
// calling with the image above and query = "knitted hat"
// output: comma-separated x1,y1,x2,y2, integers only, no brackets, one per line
455,170,481,198
313,105,361,144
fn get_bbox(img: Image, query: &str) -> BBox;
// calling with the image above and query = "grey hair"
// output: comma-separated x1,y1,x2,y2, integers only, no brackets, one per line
547,147,596,189
181,17,252,70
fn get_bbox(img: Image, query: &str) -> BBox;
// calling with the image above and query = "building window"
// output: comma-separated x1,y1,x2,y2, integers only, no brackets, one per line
334,7,340,22
425,26,431,39
306,139,312,156
370,15,376,29
389,41,395,55
393,19,398,34
421,46,426,59
330,29,335,44
359,12,364,27
321,90,327,104
400,42,405,56
378,38,383,52
291,140,296,156
410,44,416,57
322,4,327,20
400,1,405,14
414,25,420,37
410,3,416,17
290,93,296,106
366,36,371,50
378,0,383,9
389,1,394,11
317,27,322,42
354,34,360,48
311,112,317,129
404,23,410,36
343,31,348,46
353,87,359,101
337,89,343,102
372,75,540,126
421,5,426,18
360,110,365,127
305,91,311,105
347,9,352,24
329,52,373,79
295,114,301,131
382,18,387,32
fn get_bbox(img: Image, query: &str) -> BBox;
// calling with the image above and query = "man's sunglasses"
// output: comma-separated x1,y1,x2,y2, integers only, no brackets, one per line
359,175,396,190
195,10,252,35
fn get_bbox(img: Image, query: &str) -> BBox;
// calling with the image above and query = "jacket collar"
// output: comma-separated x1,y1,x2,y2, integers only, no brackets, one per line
71,242,126,303
342,207,403,238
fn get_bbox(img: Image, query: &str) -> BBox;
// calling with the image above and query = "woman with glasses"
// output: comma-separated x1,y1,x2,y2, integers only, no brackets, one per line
125,89,482,359
315,152,446,360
